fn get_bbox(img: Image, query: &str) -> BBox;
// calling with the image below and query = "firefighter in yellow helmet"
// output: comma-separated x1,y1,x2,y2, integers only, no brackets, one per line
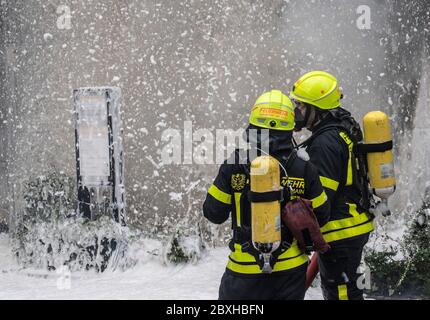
290,71,375,300
203,90,330,300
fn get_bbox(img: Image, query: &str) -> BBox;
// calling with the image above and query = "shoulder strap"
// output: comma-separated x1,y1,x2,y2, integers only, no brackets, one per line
296,124,343,149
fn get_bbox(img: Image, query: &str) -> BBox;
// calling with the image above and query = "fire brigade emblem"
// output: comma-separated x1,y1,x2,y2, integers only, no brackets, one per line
231,174,246,191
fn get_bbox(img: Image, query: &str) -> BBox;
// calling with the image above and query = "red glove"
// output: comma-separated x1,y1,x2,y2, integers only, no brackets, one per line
282,198,330,253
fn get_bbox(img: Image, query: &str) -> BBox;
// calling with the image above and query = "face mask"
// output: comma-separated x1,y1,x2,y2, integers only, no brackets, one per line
246,127,292,157
294,106,307,132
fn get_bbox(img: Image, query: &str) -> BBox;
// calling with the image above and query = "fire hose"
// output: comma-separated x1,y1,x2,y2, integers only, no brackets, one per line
305,253,319,290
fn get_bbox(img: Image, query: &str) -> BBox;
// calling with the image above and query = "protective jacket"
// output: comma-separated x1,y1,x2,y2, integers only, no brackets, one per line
203,145,330,276
301,111,375,244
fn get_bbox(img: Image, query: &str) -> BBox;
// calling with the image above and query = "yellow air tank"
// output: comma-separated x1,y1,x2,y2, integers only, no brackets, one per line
250,155,282,260
363,111,396,201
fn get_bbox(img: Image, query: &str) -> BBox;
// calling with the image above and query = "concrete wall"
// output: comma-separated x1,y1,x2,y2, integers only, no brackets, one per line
0,0,429,236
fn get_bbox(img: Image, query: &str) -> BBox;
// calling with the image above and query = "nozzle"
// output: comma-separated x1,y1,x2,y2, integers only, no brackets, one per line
376,199,391,217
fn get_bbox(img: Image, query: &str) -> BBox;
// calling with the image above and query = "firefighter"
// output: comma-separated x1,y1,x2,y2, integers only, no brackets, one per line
290,71,375,300
203,90,330,300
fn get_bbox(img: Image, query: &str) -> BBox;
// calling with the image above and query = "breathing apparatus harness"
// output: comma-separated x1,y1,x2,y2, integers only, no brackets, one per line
294,108,393,216
229,146,297,273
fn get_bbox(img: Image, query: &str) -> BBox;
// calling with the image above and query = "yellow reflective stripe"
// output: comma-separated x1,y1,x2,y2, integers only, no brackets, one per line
346,146,353,186
339,132,353,186
338,284,349,300
227,242,308,274
229,241,303,264
320,212,371,233
320,176,339,191
278,242,304,259
323,220,374,243
227,254,308,274
234,192,241,227
348,203,360,218
230,243,254,263
311,191,327,209
208,184,231,205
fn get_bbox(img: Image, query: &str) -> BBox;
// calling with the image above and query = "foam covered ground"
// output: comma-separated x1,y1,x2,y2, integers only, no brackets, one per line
0,234,323,300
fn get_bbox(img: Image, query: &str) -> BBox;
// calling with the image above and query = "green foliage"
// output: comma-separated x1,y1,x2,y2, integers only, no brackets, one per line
0,209,7,233
14,172,133,272
22,172,75,224
364,249,406,296
164,228,206,265
401,208,430,297
166,236,189,264
365,201,430,299
15,172,75,242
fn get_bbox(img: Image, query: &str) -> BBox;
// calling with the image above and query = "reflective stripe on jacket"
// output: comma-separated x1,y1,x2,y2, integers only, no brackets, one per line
306,123,374,243
203,149,330,275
